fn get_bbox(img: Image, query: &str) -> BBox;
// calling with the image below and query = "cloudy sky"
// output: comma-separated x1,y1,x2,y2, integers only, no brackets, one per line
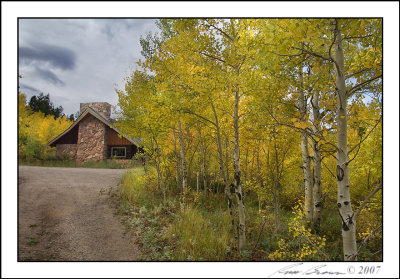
19,19,158,116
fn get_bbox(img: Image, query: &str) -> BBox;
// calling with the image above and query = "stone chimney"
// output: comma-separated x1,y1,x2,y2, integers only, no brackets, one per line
80,102,111,119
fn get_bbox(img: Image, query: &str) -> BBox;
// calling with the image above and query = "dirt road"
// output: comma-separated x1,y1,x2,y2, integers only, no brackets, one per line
18,166,140,261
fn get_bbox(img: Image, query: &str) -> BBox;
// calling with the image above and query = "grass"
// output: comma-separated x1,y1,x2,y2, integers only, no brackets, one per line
19,158,141,169
167,206,232,261
119,168,260,260
117,168,382,261
119,168,233,260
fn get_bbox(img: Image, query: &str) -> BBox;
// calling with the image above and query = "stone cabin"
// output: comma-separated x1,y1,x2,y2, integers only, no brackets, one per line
48,102,139,162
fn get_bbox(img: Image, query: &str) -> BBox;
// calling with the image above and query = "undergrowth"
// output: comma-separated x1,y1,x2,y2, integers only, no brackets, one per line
118,168,382,261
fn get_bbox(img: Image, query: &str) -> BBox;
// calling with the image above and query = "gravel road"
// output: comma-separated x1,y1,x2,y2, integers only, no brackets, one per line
18,166,140,261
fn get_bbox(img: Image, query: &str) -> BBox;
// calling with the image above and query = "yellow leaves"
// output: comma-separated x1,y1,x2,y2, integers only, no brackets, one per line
360,21,366,36
277,201,328,260
322,129,328,137
19,104,73,159
294,121,312,129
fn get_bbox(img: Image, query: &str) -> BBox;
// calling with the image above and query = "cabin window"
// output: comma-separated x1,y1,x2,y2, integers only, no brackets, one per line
111,147,126,158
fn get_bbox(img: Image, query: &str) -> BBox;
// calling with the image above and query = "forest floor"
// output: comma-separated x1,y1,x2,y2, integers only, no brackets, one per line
18,166,140,261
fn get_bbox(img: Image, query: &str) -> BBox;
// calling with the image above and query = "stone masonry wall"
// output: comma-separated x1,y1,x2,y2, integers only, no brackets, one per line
56,144,77,160
80,102,111,119
76,115,107,162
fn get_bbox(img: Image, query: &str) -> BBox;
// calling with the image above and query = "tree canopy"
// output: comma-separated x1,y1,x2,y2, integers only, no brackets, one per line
28,93,64,119
115,18,382,261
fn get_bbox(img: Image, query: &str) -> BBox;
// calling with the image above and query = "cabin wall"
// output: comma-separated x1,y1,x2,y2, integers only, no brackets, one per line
52,125,78,145
106,127,133,145
56,144,77,160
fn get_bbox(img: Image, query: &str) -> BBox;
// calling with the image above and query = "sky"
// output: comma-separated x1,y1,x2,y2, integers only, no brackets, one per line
18,19,158,116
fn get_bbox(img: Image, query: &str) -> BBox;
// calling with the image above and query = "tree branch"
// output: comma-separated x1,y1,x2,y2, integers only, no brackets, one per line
292,46,332,62
178,109,217,128
322,160,336,178
200,51,226,64
328,33,336,63
204,20,233,42
347,74,382,96
343,34,374,40
253,217,268,251
349,224,382,261
348,115,382,155
354,179,382,222
346,140,362,166
345,68,370,80
265,105,339,152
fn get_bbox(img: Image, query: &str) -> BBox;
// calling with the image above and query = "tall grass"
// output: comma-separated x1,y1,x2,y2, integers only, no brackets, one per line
167,206,231,261
119,168,236,260
120,167,147,204
118,167,368,261
119,167,166,207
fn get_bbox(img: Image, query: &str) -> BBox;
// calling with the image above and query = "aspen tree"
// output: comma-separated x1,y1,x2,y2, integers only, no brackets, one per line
178,120,188,193
311,90,323,230
333,19,357,261
172,127,180,189
298,67,314,223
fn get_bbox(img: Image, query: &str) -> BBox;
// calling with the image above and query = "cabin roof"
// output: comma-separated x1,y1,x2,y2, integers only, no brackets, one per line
47,107,140,147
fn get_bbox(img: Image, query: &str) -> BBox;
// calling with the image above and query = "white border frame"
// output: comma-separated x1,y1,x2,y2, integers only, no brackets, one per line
2,1,399,278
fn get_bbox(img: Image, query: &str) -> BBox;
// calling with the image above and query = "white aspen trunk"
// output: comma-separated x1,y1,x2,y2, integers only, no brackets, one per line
333,20,357,261
311,91,322,230
155,157,161,191
178,120,188,193
256,145,263,211
160,154,166,203
154,140,166,202
298,68,314,223
196,170,200,193
172,127,180,189
273,179,280,232
243,148,249,200
144,153,149,174
251,150,255,179
272,130,281,232
233,89,246,252
211,101,236,231
225,135,230,183
200,135,208,195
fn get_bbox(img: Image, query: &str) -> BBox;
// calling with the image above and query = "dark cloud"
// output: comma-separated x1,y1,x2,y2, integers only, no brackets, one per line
18,19,158,115
19,83,41,94
34,66,65,86
19,43,76,70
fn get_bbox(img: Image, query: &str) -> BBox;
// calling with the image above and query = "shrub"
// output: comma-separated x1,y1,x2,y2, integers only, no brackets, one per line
267,201,327,261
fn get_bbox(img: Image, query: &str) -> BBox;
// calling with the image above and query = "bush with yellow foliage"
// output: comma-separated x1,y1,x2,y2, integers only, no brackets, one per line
18,92,72,160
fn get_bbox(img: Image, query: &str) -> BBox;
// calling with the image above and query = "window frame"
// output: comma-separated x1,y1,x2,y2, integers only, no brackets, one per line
111,146,126,158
